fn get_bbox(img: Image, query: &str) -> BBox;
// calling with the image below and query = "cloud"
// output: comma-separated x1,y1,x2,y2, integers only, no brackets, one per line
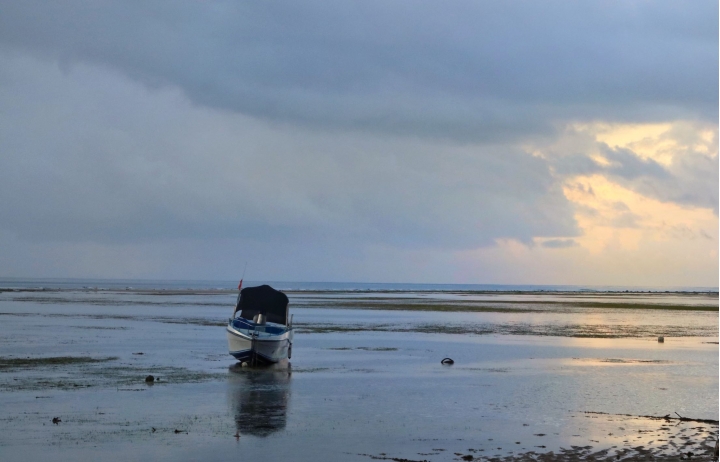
0,1,716,142
611,202,630,212
554,143,669,179
540,239,578,249
610,212,641,229
550,132,718,214
600,145,670,180
603,143,718,214
0,54,578,255
0,3,715,284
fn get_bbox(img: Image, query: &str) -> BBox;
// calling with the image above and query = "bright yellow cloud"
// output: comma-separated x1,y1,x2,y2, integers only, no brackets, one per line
554,121,717,242
583,121,717,166
496,120,719,286
562,174,717,255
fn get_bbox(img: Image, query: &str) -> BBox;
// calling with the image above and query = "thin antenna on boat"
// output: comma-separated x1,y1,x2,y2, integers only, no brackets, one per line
232,262,248,319
237,262,248,292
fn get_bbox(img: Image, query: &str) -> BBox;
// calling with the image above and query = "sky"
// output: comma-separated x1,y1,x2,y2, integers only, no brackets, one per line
0,1,717,286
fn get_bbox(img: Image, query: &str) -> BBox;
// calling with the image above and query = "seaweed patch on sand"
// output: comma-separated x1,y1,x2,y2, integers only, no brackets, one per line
302,300,719,312
291,367,332,373
263,293,720,315
0,312,225,327
326,347,398,351
295,322,717,338
0,355,225,391
86,366,225,386
295,324,390,334
571,358,672,366
0,356,118,370
7,295,228,308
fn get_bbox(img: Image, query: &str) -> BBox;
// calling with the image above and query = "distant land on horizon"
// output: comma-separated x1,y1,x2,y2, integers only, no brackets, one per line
0,277,716,293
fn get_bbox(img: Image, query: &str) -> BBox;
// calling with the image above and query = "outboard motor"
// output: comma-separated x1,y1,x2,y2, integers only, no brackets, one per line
253,313,266,325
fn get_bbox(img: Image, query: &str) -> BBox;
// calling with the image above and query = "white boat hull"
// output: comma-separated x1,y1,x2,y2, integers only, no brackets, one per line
227,320,293,365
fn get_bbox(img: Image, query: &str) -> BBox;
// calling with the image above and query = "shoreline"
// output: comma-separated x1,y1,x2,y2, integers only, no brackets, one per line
1,288,717,312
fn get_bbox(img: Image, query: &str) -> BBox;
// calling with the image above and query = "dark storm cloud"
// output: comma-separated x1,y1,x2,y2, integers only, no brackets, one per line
0,57,578,252
0,0,716,141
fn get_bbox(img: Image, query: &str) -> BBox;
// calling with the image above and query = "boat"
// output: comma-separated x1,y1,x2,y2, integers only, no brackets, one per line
227,284,293,365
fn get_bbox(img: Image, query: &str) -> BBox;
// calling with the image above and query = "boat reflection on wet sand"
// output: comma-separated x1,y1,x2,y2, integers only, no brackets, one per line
228,362,291,437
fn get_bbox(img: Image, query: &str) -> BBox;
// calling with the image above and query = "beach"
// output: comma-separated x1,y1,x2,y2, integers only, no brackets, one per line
0,286,717,461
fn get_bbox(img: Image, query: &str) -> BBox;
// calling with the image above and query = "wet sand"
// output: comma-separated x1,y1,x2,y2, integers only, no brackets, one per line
0,288,717,461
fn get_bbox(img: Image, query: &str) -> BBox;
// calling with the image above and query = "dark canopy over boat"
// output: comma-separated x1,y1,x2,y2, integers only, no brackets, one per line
235,285,289,325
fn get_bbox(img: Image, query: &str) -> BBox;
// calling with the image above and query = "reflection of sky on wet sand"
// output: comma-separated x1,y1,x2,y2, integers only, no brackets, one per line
548,414,717,460
0,289,716,461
